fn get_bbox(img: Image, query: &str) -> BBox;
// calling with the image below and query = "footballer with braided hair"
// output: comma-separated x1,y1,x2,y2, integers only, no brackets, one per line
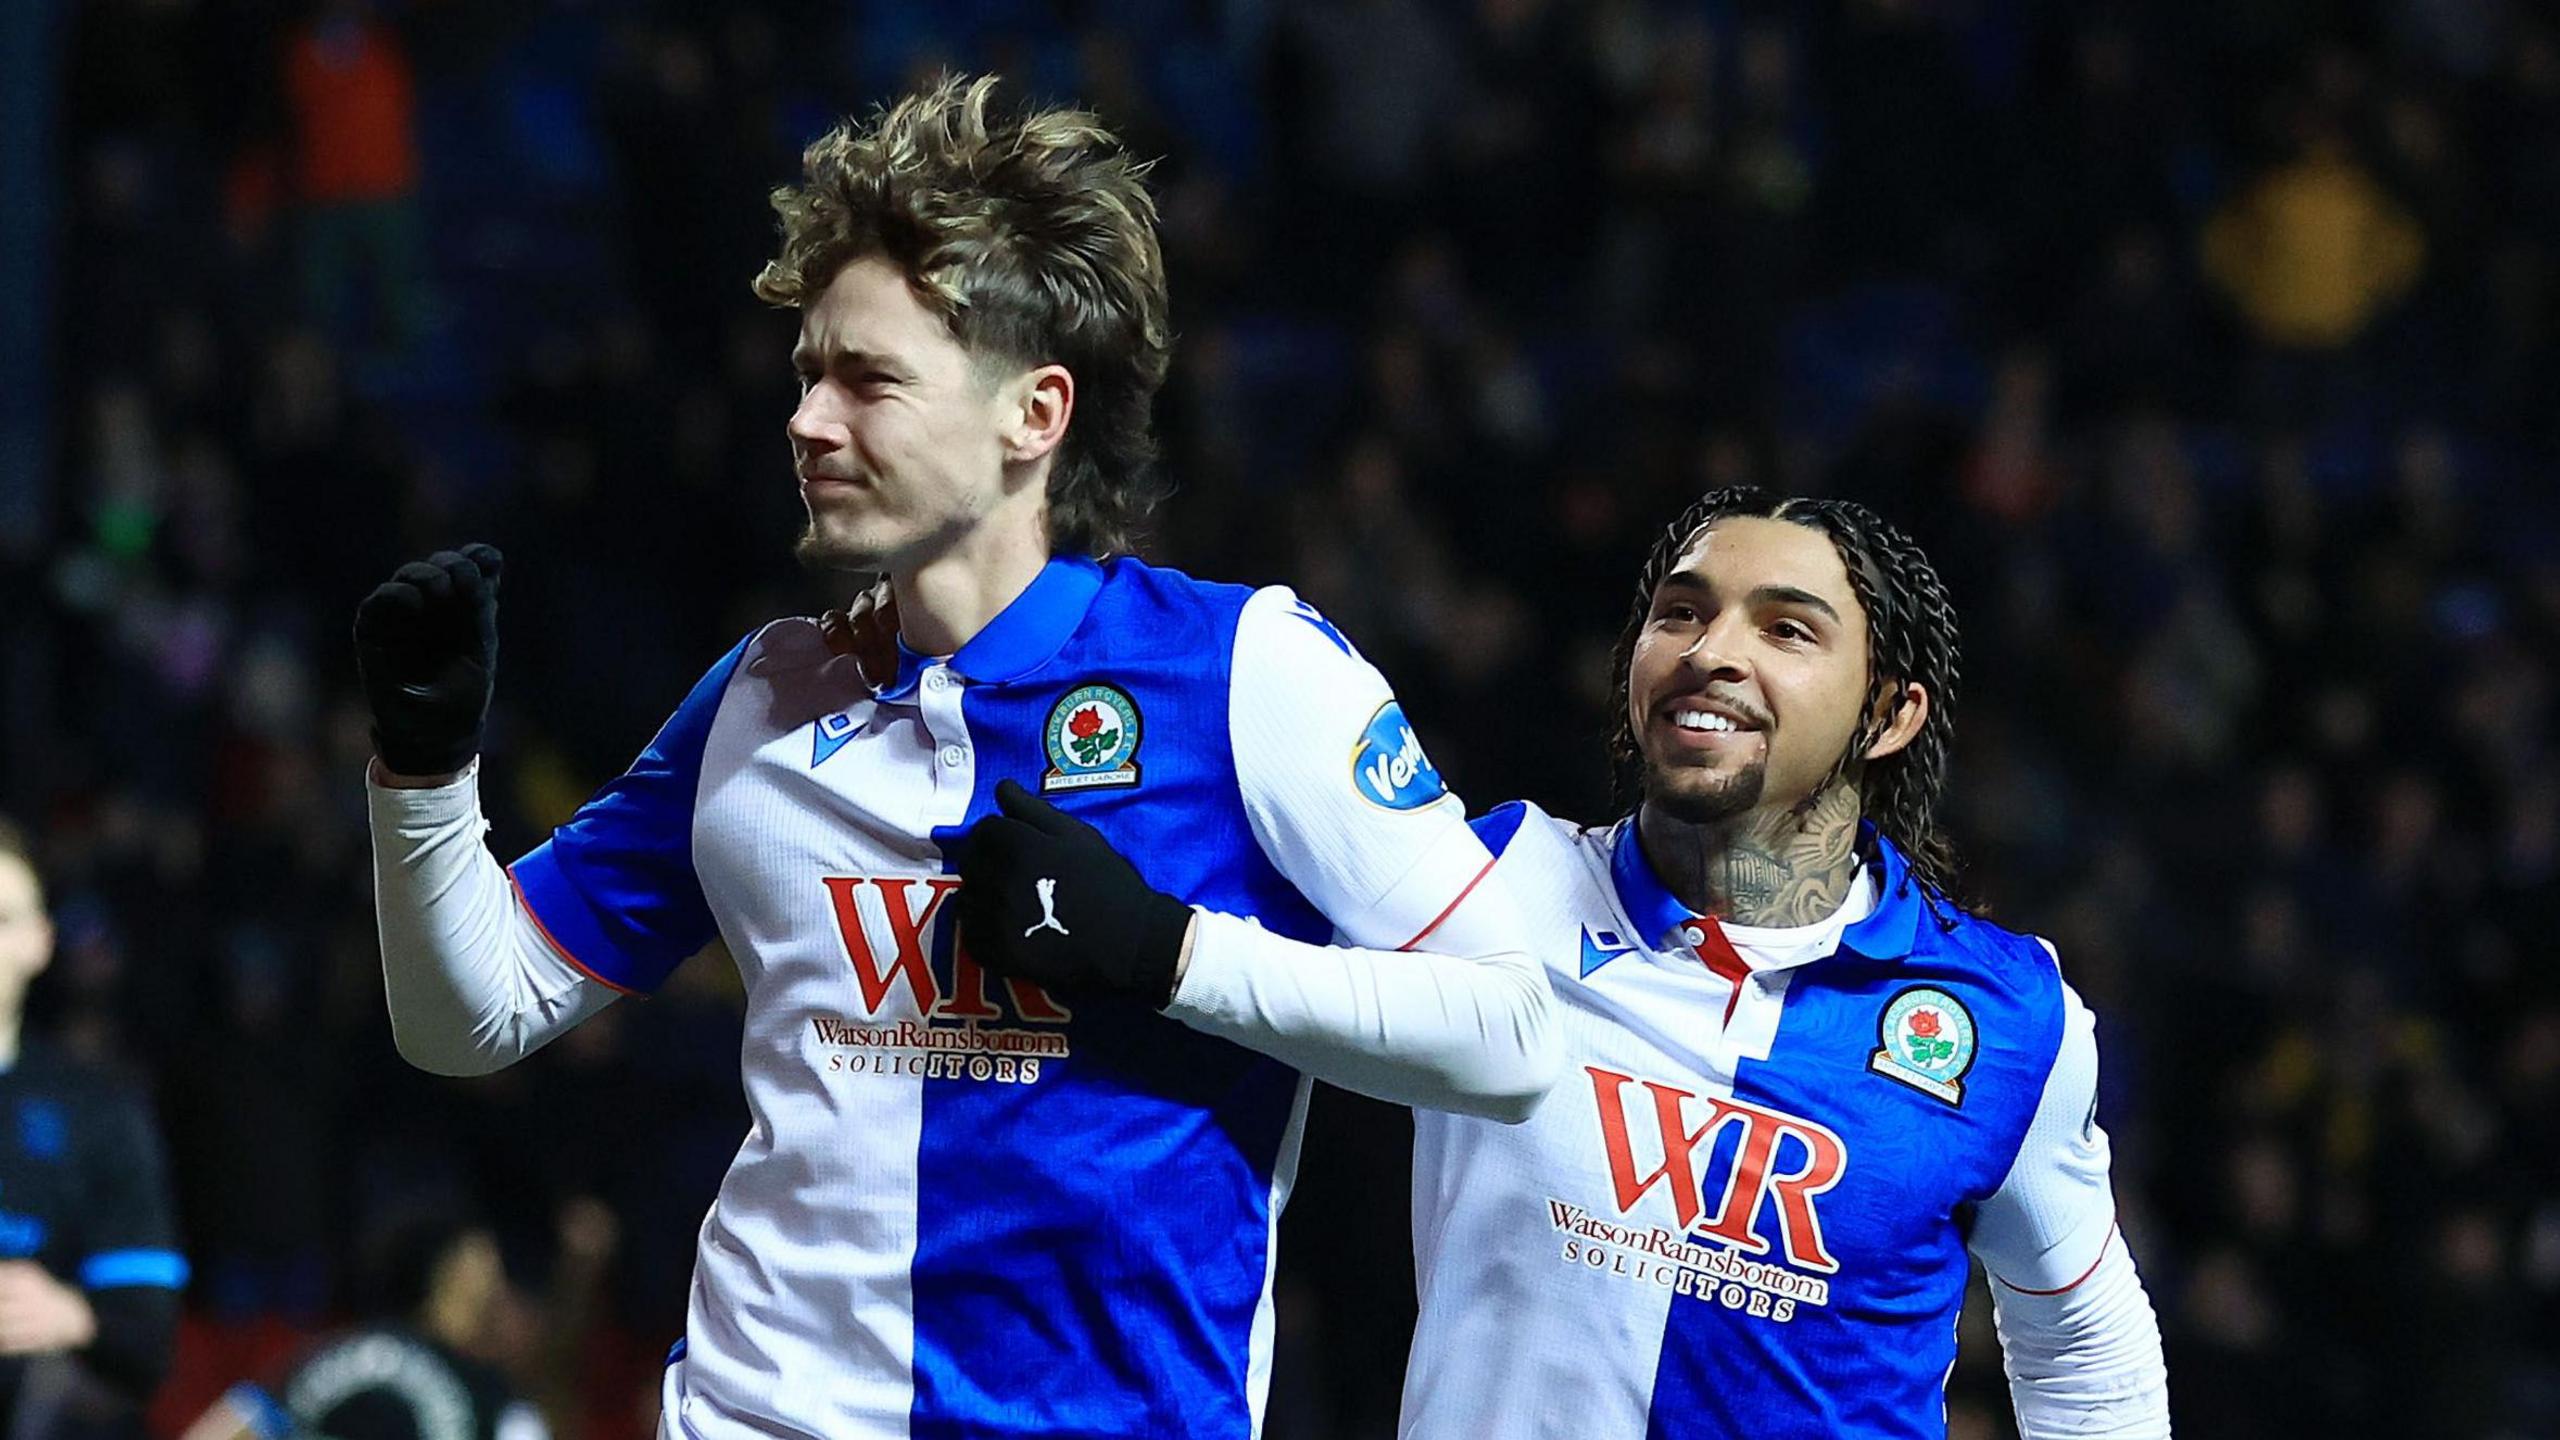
1601,487,1968,914
1400,490,2170,1438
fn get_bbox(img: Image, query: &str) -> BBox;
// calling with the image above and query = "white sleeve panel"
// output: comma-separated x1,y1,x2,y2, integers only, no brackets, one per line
1224,587,1497,950
1969,974,2120,1291
1990,1229,2172,1438
368,762,619,1076
1160,588,1559,1121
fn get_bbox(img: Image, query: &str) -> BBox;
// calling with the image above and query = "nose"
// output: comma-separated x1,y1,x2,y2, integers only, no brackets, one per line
1676,613,1753,684
787,388,842,454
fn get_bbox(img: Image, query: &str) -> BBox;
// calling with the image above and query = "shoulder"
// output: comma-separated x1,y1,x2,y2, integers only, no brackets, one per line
1915,906,2075,1066
1467,800,1591,860
1928,906,2065,993
736,616,832,677
1114,564,1366,664
1026,558,1265,674
1469,803,1613,911
1096,557,1262,630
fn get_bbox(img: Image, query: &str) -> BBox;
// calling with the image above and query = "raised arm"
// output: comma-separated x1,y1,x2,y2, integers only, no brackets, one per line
357,547,738,1075
369,762,617,1075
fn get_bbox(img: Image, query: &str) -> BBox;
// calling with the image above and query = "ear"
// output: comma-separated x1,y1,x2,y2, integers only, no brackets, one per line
1001,363,1075,465
1861,681,1929,762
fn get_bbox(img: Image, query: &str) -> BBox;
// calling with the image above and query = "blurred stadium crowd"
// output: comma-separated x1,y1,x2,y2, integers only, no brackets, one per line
5,0,2559,1435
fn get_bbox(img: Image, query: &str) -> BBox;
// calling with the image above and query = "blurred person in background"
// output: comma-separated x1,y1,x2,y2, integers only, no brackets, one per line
0,820,186,1439
283,0,425,356
1400,493,2168,1438
355,74,1553,1440
177,1208,545,1440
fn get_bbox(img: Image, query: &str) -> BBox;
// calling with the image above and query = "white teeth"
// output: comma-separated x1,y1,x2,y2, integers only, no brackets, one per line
1673,710,1739,733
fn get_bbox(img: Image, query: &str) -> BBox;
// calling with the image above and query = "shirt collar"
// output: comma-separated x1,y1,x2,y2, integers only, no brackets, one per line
1606,815,1928,962
1608,816,1699,953
1839,825,1927,960
875,555,1105,700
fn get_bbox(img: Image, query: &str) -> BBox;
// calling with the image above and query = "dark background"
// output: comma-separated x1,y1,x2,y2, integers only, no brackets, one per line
5,0,2558,1435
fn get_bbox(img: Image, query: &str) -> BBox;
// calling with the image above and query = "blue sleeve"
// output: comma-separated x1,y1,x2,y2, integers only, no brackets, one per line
508,635,750,993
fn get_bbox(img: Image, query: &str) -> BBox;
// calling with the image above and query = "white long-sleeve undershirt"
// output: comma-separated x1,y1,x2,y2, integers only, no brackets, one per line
1991,1228,2172,1437
1969,967,2171,1437
367,763,615,1076
1172,907,1557,1122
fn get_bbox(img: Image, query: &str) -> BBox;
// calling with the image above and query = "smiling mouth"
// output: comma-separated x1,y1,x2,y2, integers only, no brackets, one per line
1668,709,1751,735
1656,696,1766,736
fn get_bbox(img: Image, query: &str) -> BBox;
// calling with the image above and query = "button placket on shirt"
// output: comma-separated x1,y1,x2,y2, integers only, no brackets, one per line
916,663,977,827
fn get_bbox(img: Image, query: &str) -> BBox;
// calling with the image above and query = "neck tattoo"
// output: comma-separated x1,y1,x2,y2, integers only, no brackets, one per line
1640,783,1861,928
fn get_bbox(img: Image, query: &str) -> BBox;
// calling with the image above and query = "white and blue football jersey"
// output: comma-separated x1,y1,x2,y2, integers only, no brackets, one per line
1403,804,2122,1440
504,555,1518,1440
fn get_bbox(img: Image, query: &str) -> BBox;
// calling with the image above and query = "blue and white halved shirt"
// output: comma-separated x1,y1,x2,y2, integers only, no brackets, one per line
1403,806,2119,1440
506,556,1515,1440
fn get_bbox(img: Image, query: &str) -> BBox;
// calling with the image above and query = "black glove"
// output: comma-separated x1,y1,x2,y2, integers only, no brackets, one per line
354,544,503,777
953,779,1194,1008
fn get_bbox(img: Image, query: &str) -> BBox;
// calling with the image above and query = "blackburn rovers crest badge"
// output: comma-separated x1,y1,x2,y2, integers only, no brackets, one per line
1868,986,1977,1106
1042,683,1143,793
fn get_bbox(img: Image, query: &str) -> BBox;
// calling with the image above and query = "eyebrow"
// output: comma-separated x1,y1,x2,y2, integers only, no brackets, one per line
791,344,909,374
1657,572,1845,624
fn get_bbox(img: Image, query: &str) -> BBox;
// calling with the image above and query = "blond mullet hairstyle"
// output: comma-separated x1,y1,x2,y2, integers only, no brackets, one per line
755,74,1174,557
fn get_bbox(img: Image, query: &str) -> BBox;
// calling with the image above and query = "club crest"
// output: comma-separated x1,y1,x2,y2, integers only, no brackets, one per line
1042,683,1143,793
1867,987,1977,1106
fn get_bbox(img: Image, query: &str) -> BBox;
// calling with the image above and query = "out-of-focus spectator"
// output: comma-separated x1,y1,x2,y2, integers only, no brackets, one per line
176,1208,551,1440
284,0,424,354
0,818,187,1439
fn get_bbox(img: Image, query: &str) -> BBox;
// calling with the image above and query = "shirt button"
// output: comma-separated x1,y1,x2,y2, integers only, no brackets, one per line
927,671,950,691
1681,926,1705,946
939,745,966,768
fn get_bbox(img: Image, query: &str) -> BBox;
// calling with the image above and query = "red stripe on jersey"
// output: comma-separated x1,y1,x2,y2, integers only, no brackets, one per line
1994,1220,2120,1296
1398,853,1498,952
509,869,643,995
1688,916,1752,1028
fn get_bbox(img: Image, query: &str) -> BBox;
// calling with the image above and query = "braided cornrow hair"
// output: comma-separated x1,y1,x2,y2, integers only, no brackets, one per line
1605,487,1969,912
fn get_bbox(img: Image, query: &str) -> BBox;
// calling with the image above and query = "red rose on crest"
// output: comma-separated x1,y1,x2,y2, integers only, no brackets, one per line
1909,1010,1943,1039
1069,706,1105,740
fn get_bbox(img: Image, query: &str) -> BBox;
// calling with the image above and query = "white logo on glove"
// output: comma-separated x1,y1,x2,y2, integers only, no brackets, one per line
1024,877,1071,938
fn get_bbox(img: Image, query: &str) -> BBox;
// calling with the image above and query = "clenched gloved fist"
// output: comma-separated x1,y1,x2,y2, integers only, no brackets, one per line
953,780,1195,1008
354,544,503,778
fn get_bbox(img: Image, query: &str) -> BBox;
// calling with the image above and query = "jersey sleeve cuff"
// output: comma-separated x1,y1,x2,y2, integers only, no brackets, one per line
364,755,482,818
509,842,674,994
